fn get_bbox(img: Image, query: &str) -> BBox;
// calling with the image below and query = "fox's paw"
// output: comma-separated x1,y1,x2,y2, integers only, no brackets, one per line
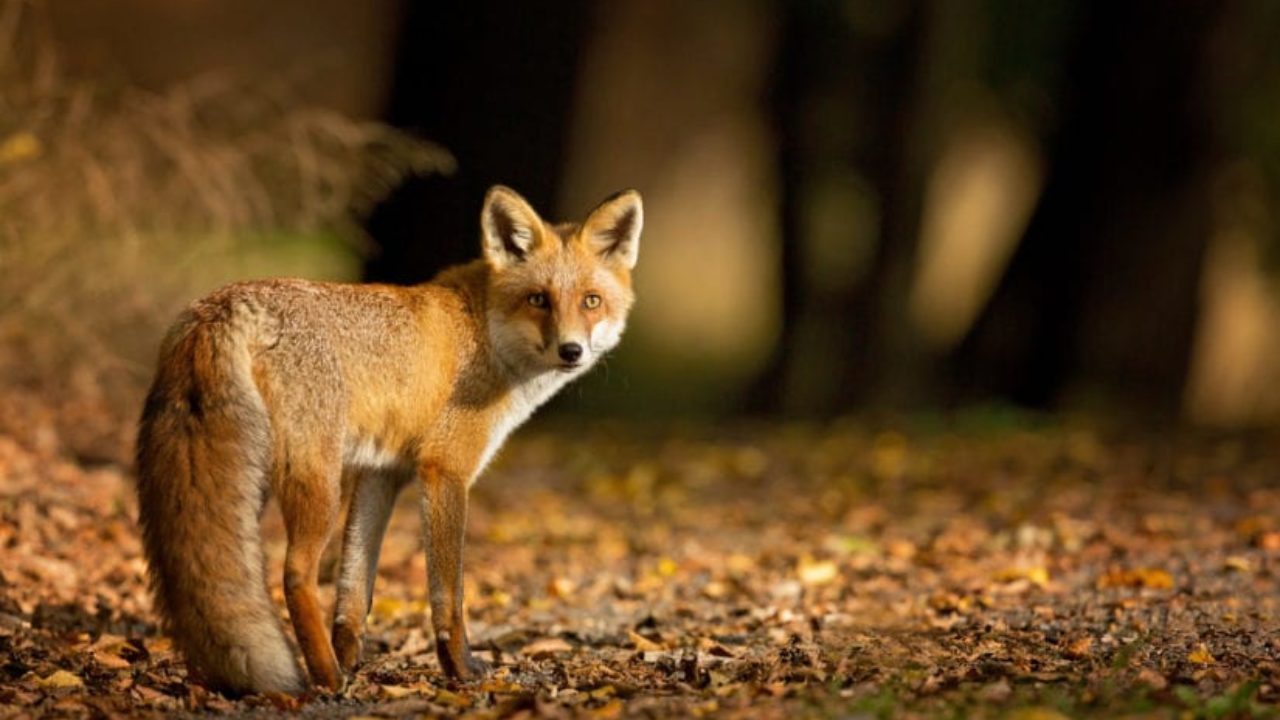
437,645,490,681
332,620,364,675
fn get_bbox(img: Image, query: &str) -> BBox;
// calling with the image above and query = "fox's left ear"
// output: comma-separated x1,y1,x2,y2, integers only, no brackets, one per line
581,189,642,270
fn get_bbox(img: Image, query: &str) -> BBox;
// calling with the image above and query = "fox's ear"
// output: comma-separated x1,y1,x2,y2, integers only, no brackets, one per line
581,189,642,270
481,185,543,268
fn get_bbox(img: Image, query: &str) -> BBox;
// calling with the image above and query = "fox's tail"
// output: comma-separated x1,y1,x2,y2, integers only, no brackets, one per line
135,304,303,695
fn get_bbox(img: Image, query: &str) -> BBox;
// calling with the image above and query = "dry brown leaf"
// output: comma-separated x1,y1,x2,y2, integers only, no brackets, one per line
521,636,574,657
1136,667,1168,690
1063,636,1093,659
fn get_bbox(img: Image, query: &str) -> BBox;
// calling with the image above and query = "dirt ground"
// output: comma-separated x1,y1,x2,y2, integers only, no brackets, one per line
1,416,1279,718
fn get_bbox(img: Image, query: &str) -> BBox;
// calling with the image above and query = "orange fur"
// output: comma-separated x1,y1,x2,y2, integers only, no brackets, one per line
135,186,642,695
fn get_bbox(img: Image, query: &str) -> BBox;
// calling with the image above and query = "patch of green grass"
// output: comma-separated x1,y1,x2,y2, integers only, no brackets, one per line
1175,681,1273,720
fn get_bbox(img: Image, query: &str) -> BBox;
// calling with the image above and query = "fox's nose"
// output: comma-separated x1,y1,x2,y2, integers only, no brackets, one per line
558,343,583,364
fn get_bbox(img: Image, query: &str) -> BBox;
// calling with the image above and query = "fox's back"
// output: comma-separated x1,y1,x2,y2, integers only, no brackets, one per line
169,276,478,447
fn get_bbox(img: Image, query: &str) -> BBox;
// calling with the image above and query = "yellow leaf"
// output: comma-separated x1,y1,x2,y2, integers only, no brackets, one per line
371,596,406,620
589,684,617,700
726,554,755,575
592,699,624,718
692,699,720,716
1097,567,1173,590
701,580,729,599
996,566,1050,587
477,678,523,693
798,558,839,586
1007,708,1071,720
628,631,662,652
1224,556,1251,573
656,557,679,577
379,684,416,699
548,577,576,598
521,637,574,657
1187,643,1215,665
0,132,41,164
37,670,83,689
432,688,472,708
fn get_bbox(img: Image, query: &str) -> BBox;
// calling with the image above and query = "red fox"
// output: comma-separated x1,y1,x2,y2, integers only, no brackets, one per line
135,186,642,695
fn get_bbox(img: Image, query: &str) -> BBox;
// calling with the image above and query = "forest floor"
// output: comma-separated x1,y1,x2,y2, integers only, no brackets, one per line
2,413,1279,718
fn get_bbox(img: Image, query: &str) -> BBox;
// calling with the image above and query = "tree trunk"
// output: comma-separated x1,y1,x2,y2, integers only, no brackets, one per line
363,2,589,285
953,0,1224,417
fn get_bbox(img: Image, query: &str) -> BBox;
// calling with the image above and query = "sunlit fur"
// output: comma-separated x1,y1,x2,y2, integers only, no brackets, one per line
135,186,640,696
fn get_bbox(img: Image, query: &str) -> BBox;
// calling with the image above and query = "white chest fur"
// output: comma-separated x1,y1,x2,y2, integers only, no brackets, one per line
473,370,575,480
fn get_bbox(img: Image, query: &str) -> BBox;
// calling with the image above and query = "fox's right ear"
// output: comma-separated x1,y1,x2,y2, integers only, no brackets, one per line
481,185,543,268
581,189,643,270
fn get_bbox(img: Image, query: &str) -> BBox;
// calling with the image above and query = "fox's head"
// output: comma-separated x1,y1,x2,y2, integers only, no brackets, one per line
480,185,642,377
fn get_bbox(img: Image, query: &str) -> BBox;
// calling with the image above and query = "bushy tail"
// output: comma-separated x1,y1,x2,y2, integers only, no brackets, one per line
135,308,303,695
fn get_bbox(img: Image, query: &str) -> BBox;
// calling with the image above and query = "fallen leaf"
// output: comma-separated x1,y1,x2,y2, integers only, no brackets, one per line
701,580,729,599
996,566,1050,587
798,557,839,586
1256,531,1280,551
1063,636,1093,659
36,670,83,690
1187,643,1215,665
628,630,662,652
1097,567,1174,590
548,576,576,598
0,131,41,164
521,637,574,657
1007,709,1071,720
380,684,418,699
592,698,624,718
1136,667,1168,690
1224,556,1251,573
432,688,472,708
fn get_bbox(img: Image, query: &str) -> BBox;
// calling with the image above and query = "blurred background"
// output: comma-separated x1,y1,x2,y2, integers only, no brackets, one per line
2,0,1279,462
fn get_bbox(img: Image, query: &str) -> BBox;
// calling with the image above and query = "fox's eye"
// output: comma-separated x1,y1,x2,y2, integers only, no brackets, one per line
527,292,549,308
583,294,602,310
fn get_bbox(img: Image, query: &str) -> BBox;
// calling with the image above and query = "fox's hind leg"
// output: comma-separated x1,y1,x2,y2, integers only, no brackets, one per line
278,455,345,692
332,466,409,673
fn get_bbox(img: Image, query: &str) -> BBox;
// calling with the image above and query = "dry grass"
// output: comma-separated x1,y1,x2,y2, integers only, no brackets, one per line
0,1,452,461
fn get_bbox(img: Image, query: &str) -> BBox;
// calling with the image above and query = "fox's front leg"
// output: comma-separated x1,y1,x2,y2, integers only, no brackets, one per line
419,465,487,679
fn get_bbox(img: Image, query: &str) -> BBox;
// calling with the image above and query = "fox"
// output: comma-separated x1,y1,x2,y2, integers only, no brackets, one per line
134,185,642,695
